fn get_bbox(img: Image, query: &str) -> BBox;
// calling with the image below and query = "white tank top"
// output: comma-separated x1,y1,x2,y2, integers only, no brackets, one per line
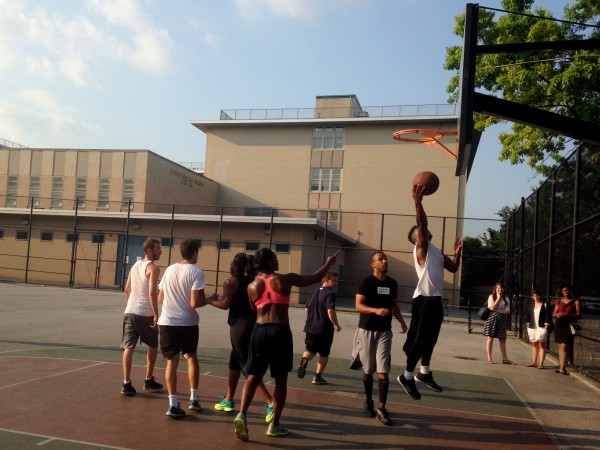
413,242,445,298
124,259,154,316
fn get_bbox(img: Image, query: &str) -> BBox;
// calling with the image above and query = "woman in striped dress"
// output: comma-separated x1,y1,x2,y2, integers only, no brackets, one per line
483,283,512,364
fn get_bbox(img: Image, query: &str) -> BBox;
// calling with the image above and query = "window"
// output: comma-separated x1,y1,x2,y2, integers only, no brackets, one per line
16,230,29,240
92,233,105,244
98,178,110,209
66,232,79,242
50,177,64,208
28,177,40,207
5,176,18,206
0,229,4,239
309,210,341,230
41,231,53,242
275,242,290,253
121,178,135,210
245,241,260,252
244,207,278,217
309,168,341,192
75,178,86,208
161,237,173,247
312,127,344,149
217,239,231,251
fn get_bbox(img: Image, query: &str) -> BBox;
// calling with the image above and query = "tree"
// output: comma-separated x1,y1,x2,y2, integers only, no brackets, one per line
445,0,600,174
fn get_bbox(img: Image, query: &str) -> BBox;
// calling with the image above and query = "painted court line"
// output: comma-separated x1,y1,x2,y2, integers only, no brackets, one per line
0,361,105,391
0,428,129,449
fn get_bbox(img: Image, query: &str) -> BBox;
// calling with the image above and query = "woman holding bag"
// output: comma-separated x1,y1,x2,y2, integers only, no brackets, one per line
483,283,512,364
553,284,581,375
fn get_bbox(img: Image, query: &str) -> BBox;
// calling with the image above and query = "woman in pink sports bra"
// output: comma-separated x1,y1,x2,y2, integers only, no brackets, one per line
233,247,340,441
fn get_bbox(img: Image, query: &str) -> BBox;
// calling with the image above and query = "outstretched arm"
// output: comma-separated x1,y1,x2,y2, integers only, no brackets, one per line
444,238,462,273
282,250,340,288
412,185,429,266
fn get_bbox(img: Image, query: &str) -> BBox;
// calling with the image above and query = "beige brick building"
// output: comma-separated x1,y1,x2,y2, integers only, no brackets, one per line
0,95,466,305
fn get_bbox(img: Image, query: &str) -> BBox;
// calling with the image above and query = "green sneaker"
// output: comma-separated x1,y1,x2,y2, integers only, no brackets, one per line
234,413,249,441
266,422,289,437
214,396,235,412
265,402,274,423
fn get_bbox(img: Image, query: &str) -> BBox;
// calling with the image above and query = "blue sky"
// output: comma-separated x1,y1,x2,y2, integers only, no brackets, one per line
0,0,569,224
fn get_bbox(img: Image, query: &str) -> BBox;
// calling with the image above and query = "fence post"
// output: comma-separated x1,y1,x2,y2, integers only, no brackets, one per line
268,209,275,249
322,211,329,263
168,204,175,265
24,199,34,284
119,199,132,290
69,198,79,288
215,206,224,290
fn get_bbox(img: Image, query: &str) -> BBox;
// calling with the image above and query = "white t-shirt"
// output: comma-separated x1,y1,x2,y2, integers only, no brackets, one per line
413,242,445,298
124,259,154,316
158,263,205,326
487,295,510,312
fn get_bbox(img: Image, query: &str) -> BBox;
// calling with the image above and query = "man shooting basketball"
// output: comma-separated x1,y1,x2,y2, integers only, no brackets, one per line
398,184,462,400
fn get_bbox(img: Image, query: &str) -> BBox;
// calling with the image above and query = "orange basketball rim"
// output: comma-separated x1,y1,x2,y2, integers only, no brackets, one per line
393,129,458,160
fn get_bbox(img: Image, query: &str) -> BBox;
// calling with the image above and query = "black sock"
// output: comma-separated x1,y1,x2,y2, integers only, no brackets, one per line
363,377,373,401
378,378,389,406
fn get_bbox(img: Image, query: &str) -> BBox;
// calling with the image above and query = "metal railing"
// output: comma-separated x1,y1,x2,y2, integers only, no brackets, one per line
220,104,459,121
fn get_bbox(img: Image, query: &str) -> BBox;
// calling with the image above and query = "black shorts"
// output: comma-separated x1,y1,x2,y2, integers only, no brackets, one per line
159,325,199,359
229,315,255,371
304,329,334,357
244,323,293,378
121,314,158,349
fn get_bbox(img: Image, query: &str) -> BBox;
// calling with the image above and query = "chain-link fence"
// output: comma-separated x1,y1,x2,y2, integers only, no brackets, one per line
502,144,600,381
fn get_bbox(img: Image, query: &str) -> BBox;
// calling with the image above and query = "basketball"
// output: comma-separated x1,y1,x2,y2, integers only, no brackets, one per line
412,171,439,195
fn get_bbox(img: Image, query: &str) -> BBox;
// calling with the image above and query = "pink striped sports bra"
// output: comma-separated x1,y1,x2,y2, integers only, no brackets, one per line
254,274,290,309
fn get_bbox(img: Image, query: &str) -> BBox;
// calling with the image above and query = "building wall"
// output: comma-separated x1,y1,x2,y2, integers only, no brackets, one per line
0,148,218,213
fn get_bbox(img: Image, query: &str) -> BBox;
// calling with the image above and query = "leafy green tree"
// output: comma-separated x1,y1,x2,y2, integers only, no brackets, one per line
445,0,600,174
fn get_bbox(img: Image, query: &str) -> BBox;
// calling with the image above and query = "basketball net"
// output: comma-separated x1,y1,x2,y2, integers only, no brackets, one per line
392,129,458,160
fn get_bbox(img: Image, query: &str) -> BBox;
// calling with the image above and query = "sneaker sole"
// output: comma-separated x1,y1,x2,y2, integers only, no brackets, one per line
121,392,136,396
377,417,393,426
415,377,443,392
234,418,249,441
398,376,421,400
266,429,289,437
214,406,235,412
189,406,202,412
166,412,186,419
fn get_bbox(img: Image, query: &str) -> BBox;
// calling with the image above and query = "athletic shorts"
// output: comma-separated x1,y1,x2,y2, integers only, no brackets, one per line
354,328,392,375
304,329,334,357
229,315,255,372
244,323,293,378
121,313,158,349
159,325,199,359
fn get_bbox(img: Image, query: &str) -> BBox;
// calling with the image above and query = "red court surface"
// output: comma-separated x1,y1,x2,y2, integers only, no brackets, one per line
0,356,557,449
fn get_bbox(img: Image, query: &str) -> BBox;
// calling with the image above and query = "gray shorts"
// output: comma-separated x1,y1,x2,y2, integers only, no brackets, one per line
121,313,158,349
354,328,392,375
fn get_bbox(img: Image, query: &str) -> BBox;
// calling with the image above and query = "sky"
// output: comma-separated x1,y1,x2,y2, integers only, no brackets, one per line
0,0,570,227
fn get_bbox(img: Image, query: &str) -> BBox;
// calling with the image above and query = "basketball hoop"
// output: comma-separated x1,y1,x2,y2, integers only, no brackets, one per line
393,129,458,160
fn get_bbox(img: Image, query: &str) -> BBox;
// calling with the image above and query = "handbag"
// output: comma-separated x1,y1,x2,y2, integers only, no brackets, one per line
569,321,582,335
478,305,491,321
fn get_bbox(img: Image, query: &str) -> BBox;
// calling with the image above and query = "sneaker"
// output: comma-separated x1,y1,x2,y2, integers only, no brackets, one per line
188,399,202,412
234,413,249,441
363,399,376,417
415,371,443,392
398,374,421,400
143,376,163,391
312,375,327,385
166,404,186,419
265,403,274,423
121,381,136,396
297,357,308,379
214,397,235,412
376,407,393,426
266,422,289,437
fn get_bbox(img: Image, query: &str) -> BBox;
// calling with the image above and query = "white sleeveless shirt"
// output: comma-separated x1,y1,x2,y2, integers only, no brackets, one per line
124,259,154,316
413,242,445,298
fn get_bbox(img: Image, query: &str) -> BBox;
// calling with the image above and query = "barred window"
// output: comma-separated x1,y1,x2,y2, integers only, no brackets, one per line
98,178,110,210
312,127,344,149
309,168,341,192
